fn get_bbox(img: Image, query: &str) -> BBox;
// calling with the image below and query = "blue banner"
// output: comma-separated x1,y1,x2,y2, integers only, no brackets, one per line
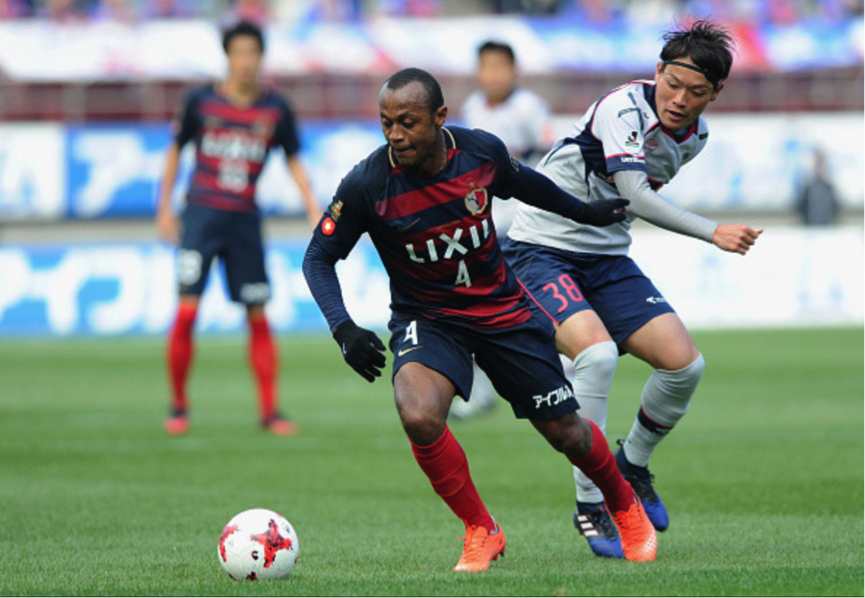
62,120,383,219
0,240,390,337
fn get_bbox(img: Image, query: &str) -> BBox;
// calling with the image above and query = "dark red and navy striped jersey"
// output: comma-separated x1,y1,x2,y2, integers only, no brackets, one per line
172,84,301,213
312,126,533,330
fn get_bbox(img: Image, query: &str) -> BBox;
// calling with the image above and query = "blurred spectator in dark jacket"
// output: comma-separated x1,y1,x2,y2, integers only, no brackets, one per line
796,148,840,226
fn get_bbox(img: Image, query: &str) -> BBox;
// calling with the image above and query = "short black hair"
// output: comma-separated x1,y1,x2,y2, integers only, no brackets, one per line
382,68,445,116
660,20,734,88
478,40,516,65
222,21,265,54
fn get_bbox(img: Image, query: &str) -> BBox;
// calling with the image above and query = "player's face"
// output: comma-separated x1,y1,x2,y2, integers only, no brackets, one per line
477,51,516,102
226,35,263,87
380,82,448,174
653,57,724,131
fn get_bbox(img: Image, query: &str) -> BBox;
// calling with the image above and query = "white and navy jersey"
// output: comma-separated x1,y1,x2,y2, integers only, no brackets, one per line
508,80,709,255
461,88,553,161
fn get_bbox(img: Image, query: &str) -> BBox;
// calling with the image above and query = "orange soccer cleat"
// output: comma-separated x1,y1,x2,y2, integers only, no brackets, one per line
608,495,658,562
164,410,189,435
263,414,299,436
454,522,506,572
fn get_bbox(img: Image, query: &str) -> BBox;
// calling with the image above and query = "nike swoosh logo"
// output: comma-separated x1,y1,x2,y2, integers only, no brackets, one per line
396,218,421,233
398,346,422,357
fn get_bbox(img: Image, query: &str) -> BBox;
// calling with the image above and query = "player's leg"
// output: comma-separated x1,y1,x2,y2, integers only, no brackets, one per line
474,318,655,562
165,295,199,434
554,311,623,557
389,316,504,572
224,211,293,434
501,239,622,555
165,204,220,434
245,302,296,435
591,258,695,531
616,312,703,529
531,412,656,562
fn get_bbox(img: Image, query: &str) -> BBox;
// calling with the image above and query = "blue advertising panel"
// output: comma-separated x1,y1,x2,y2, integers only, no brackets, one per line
0,239,390,337
63,120,382,219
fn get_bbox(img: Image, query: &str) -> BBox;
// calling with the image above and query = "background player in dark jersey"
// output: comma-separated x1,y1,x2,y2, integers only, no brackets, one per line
155,21,320,436
303,68,658,571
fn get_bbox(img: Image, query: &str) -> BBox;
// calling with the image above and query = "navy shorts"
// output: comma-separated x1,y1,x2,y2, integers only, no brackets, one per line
501,238,675,348
177,203,270,304
388,312,579,420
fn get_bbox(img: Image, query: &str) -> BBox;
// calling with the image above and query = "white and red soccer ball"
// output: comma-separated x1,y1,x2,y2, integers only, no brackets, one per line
218,509,299,581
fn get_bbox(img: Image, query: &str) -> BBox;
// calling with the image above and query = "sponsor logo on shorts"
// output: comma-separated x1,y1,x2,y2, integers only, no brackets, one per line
646,296,667,305
398,345,422,357
532,385,575,410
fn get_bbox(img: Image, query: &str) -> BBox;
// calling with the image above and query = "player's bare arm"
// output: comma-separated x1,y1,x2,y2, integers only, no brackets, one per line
287,156,322,229
156,142,182,244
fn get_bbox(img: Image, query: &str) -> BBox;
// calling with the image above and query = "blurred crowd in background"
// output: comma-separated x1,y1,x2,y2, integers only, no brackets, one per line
0,0,862,23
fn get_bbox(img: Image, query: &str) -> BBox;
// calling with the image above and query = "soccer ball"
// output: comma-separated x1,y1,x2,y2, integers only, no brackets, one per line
217,508,299,581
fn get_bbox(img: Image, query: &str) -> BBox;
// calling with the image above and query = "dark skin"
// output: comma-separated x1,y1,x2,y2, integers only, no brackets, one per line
379,81,595,457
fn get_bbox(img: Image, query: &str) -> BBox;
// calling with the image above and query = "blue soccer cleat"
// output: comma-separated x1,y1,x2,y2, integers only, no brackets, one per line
616,440,669,531
573,501,625,559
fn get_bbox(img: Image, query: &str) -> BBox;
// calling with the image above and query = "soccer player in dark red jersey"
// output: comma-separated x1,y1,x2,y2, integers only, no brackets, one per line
303,68,658,570
156,21,320,436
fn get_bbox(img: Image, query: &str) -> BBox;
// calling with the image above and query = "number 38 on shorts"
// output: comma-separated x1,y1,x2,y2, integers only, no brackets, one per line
542,274,584,313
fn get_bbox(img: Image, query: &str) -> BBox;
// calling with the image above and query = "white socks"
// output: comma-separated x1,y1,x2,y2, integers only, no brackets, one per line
570,341,619,504
622,354,705,467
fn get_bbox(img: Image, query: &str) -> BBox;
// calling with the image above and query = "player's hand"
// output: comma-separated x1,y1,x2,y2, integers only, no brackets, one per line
157,208,180,245
332,320,386,383
712,224,763,255
578,198,630,227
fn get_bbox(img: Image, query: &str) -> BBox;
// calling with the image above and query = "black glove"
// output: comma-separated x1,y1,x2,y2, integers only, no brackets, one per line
577,198,630,227
332,320,386,383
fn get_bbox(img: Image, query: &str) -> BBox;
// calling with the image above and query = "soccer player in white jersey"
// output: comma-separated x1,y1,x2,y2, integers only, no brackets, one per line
502,20,763,558
453,40,556,420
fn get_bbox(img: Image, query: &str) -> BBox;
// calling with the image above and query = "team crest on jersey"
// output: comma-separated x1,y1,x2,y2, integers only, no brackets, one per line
645,138,658,151
464,183,489,215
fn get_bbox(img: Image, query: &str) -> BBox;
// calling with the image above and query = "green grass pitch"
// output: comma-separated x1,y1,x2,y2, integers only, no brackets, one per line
0,327,862,596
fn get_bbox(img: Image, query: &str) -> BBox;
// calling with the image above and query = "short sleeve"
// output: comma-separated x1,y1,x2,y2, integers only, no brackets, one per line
171,89,201,148
311,170,370,260
275,98,301,158
590,94,647,175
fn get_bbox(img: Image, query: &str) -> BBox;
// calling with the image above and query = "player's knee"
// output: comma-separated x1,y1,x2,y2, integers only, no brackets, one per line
655,353,705,397
394,394,447,446
536,416,591,457
573,340,618,385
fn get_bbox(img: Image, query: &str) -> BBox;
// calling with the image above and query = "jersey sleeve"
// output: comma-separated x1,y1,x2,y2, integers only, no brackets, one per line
171,89,201,148
311,169,370,260
590,92,647,175
274,98,301,158
469,128,524,200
